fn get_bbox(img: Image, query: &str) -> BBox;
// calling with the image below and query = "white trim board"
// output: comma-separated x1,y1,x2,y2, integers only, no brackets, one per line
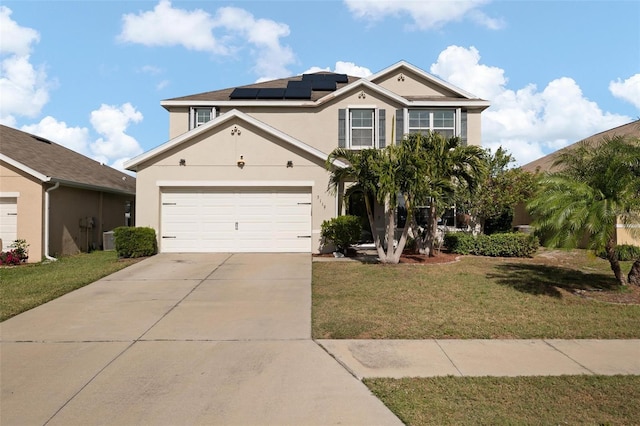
157,180,315,187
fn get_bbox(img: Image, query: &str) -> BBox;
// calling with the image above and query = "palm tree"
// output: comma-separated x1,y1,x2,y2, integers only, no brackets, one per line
528,135,640,285
326,132,487,262
404,132,487,256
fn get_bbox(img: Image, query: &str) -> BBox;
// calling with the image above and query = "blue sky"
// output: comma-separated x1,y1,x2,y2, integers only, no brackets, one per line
1,0,639,170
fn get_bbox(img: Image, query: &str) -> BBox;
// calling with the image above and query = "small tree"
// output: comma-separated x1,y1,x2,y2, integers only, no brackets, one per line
321,215,361,254
456,147,538,234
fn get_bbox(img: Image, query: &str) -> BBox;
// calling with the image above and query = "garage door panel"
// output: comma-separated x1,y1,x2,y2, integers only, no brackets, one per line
161,189,311,253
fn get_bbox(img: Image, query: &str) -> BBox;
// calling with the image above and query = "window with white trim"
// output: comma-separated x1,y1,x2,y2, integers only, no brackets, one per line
350,109,375,148
408,109,456,139
190,107,216,129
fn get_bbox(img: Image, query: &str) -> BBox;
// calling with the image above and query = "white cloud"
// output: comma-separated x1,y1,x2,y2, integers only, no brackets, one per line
303,61,373,78
19,104,144,171
343,0,503,30
430,45,631,166
119,0,226,54
0,6,50,125
0,6,39,56
156,79,169,90
90,103,144,165
610,74,640,110
21,117,91,156
119,2,295,81
214,7,295,82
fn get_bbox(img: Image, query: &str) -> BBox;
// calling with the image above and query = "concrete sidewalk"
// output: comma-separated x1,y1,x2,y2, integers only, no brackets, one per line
317,339,640,379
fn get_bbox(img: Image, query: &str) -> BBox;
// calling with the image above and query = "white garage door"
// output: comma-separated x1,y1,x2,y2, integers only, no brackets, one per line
0,198,18,251
161,188,312,253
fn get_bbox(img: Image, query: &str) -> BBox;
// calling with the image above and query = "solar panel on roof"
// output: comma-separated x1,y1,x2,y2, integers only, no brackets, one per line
333,74,348,83
284,87,312,99
256,88,286,99
302,73,348,84
229,88,260,99
287,80,312,89
311,80,336,91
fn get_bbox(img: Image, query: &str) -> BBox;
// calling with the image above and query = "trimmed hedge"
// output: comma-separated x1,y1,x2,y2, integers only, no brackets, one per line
113,226,158,258
444,232,539,257
321,215,362,253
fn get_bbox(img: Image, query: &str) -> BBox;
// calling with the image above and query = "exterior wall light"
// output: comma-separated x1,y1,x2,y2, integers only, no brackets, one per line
286,160,293,168
237,155,245,168
179,159,186,166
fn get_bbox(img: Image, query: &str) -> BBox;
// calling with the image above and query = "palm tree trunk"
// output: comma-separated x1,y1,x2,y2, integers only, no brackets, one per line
420,205,438,257
385,198,395,261
364,195,386,262
628,259,640,286
605,239,626,286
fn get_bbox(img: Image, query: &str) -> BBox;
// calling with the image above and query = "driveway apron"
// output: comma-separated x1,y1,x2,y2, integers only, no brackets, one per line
0,253,401,425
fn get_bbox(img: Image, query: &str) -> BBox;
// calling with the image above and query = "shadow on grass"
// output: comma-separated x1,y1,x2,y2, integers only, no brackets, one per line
487,263,620,298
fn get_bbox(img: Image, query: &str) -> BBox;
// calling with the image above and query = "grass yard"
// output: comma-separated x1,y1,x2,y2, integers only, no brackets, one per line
312,249,640,339
365,375,640,425
0,251,140,321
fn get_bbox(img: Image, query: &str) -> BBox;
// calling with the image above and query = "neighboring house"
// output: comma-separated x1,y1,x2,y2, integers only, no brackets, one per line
513,119,640,247
0,125,136,261
124,61,490,253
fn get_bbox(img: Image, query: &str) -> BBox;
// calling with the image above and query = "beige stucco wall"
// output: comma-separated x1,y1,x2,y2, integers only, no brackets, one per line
373,68,460,98
465,110,483,147
48,186,134,257
617,225,640,247
169,107,190,139
0,162,44,262
134,117,337,253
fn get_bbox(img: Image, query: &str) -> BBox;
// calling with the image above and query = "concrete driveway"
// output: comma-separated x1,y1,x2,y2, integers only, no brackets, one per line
1,253,401,426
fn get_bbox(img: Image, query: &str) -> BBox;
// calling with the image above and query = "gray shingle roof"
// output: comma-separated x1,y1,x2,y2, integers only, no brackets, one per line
521,120,640,173
0,125,135,194
164,73,362,103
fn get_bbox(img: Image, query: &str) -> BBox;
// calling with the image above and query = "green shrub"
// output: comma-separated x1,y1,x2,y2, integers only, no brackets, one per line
445,232,539,257
597,244,640,261
113,226,157,258
321,215,362,253
443,233,476,255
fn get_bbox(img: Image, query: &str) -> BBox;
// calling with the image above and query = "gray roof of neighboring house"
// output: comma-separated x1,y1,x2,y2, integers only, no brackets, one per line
521,120,640,173
0,125,136,195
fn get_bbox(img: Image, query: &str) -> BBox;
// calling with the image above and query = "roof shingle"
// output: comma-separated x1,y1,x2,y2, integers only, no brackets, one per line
0,125,135,194
521,120,640,173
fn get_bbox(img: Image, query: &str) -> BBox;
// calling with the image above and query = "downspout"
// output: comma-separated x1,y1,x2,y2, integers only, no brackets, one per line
44,181,60,261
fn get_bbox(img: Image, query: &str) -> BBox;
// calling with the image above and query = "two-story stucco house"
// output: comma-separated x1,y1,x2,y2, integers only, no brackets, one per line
124,61,490,253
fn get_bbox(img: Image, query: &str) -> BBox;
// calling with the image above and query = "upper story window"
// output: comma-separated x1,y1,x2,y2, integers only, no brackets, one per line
408,109,455,138
350,109,375,148
190,107,216,130
338,108,386,149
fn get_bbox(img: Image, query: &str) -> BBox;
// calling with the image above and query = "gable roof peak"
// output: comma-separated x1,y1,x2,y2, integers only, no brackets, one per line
368,60,481,100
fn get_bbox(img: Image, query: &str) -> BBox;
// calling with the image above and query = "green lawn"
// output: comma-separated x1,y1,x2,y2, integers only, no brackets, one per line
0,251,140,321
313,249,640,425
365,375,640,426
312,250,640,339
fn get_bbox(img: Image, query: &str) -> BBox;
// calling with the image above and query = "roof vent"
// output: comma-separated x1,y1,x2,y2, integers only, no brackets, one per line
32,135,53,144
